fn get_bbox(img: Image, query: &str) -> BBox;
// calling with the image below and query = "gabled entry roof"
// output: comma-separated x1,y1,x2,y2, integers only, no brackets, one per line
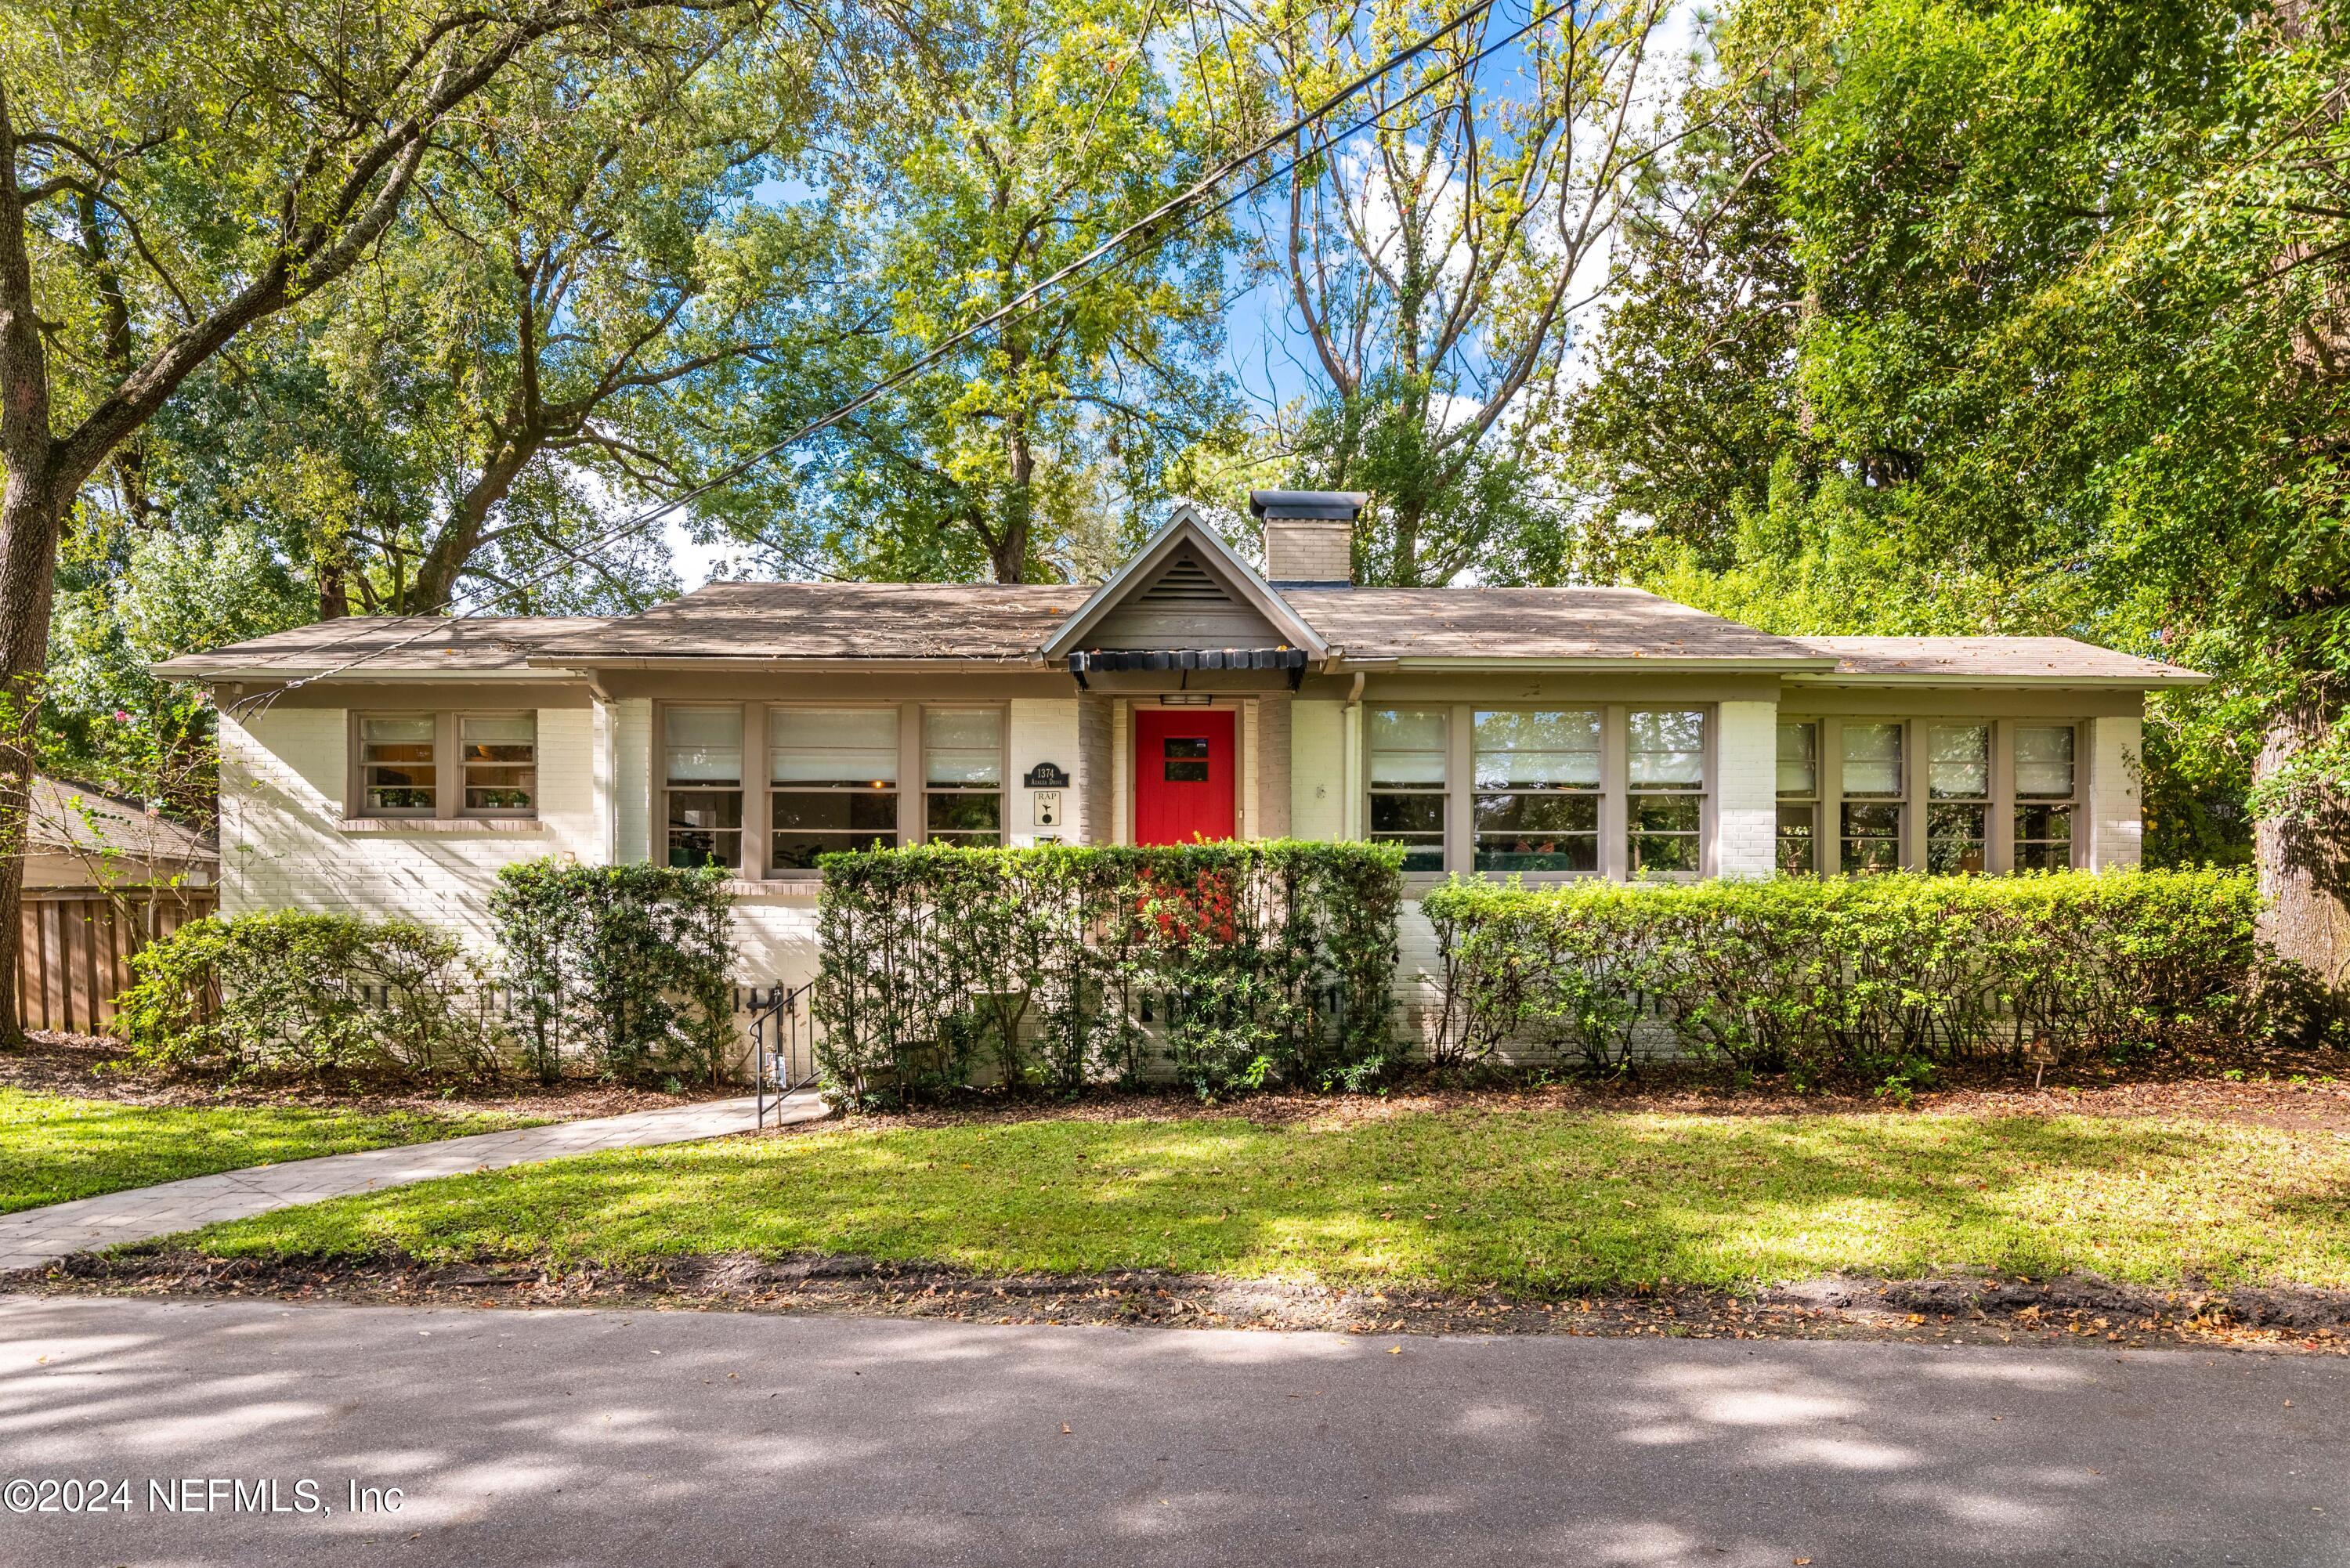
1039,507,1328,662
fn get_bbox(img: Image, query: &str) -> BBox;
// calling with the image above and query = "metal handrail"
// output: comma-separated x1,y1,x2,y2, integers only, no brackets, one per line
750,979,819,1128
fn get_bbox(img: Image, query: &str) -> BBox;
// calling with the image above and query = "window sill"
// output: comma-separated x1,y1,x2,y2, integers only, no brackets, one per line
337,817,545,835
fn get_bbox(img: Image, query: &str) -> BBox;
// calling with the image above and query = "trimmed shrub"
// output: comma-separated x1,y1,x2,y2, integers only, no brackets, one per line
113,911,503,1082
490,859,736,1084
814,841,1404,1104
1423,869,2275,1086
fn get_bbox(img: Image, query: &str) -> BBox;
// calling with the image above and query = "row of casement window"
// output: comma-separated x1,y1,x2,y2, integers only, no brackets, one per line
663,704,1003,872
359,706,1006,873
1365,708,2081,876
1777,719,2078,875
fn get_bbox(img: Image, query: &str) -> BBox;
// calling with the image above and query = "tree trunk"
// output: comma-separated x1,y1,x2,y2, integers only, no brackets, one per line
0,474,66,1050
2253,698,2350,989
993,425,1033,583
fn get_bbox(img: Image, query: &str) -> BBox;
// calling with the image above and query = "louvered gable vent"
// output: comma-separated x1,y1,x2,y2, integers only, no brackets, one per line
1089,548,1285,650
1136,554,1231,606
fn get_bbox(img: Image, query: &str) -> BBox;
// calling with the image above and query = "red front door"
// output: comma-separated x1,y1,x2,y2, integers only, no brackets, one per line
1134,710,1236,844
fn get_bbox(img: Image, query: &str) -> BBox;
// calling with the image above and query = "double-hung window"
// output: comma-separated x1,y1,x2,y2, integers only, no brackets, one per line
1839,722,1904,873
357,712,537,820
1628,710,1705,876
360,716,439,815
665,706,743,869
461,714,536,814
1926,723,1990,873
923,710,1003,845
1776,720,1819,875
1367,708,1448,871
1472,710,1601,873
2015,724,2077,870
770,708,898,871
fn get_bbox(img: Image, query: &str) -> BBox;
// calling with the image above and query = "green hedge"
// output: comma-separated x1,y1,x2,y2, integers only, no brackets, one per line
113,911,503,1082
490,860,736,1085
1422,869,2273,1085
814,841,1404,1104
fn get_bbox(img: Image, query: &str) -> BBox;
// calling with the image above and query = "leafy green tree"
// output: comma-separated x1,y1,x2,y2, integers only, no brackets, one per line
762,0,1245,583
1217,0,1682,585
0,0,783,1041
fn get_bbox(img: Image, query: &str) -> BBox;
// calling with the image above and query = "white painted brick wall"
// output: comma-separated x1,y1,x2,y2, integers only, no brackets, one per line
2087,714,2144,870
1007,697,1079,846
1715,699,1777,879
1290,700,1347,840
219,706,598,954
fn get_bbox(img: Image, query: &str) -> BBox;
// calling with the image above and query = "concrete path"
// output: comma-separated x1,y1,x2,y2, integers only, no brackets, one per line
0,1093,829,1273
2,1296,2345,1567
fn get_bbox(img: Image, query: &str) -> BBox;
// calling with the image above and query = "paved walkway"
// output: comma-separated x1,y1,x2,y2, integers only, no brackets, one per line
0,1091,829,1273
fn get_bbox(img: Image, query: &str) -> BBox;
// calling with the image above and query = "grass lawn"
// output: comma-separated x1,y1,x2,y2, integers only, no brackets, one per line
0,1087,546,1213
182,1105,2350,1292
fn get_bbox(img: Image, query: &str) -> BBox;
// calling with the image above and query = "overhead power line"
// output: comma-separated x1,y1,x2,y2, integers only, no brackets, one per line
228,0,1581,707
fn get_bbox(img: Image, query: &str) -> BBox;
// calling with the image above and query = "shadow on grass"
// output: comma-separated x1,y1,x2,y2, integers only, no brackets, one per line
186,1106,2350,1293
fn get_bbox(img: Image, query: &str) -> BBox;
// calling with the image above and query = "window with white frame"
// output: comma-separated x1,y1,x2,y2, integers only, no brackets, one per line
1367,707,1448,871
461,714,537,813
1926,722,1990,873
360,716,438,815
770,707,898,871
923,709,1003,845
1628,709,1705,876
1776,720,1819,875
2014,724,2077,870
665,706,743,869
1839,721,1904,873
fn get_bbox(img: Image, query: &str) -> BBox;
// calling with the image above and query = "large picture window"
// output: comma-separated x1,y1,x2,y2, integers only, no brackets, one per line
1628,710,1705,876
770,707,898,871
1925,723,1989,873
924,709,1003,845
1776,720,1818,875
665,706,743,869
2015,724,2077,870
1472,709,1600,873
1367,708,1447,871
1839,721,1904,873
360,716,438,815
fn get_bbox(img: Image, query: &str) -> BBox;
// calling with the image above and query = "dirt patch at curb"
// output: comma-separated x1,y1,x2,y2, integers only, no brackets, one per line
23,1251,2349,1354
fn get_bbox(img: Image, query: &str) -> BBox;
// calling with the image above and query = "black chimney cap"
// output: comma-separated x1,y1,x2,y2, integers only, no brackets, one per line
1248,490,1368,521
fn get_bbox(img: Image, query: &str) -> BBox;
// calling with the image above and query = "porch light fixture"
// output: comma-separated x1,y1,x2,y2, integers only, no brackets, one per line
1159,693,1213,706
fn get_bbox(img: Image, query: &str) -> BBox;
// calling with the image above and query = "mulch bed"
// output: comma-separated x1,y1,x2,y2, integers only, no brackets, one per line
0,1031,730,1121
25,1248,2350,1356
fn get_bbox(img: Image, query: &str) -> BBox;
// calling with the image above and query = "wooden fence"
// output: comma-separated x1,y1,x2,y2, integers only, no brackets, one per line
17,887,217,1036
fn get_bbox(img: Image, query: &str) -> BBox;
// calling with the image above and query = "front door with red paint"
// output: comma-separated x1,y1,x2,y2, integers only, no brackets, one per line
1134,710,1236,844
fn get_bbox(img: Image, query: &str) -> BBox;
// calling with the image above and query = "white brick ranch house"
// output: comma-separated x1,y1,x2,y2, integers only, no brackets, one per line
156,491,2207,1046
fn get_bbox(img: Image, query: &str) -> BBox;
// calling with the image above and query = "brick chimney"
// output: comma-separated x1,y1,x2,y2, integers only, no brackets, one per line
1250,490,1365,589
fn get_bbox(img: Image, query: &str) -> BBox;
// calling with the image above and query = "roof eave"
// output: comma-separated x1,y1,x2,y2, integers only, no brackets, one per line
522,654,1054,672
151,663,584,684
1374,656,1842,672
1782,670,2213,688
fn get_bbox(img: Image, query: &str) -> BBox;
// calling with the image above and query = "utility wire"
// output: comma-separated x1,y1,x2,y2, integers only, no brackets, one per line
226,0,1570,710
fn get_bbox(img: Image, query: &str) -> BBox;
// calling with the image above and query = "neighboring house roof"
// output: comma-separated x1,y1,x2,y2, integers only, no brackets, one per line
1286,587,1836,667
150,616,609,681
1788,636,2210,686
30,776,215,866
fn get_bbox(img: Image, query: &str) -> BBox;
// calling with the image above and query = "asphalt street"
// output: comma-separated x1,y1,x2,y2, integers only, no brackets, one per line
2,1292,2345,1567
